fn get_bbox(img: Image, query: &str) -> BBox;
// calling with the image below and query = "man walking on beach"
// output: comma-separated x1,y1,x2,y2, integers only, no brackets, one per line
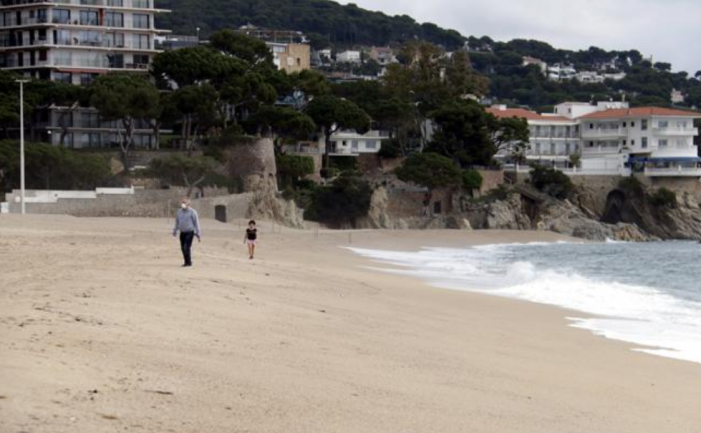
173,198,201,267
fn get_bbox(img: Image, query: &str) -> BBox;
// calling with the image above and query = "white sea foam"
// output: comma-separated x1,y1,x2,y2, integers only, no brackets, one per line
348,244,701,365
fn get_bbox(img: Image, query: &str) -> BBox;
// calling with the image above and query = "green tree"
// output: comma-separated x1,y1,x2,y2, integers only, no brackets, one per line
305,95,370,168
530,165,574,199
148,154,218,197
171,84,220,150
310,173,373,227
395,152,462,192
488,115,530,156
276,154,315,188
89,74,161,170
247,106,316,153
427,100,497,167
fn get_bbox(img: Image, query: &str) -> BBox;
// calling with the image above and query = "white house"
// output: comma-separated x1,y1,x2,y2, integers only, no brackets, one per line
490,103,701,177
487,106,580,168
336,50,361,64
547,64,577,81
328,130,389,156
579,107,701,177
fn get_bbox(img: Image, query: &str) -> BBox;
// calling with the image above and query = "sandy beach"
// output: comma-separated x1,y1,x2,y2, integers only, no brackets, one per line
1,215,700,433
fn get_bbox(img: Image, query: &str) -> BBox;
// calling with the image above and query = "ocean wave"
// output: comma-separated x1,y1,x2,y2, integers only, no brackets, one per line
348,244,701,365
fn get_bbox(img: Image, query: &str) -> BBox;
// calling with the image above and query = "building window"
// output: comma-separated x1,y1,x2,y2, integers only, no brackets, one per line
622,122,627,127
589,123,594,129
366,140,377,150
106,11,124,27
107,53,124,68
657,120,667,129
631,121,636,128
54,71,72,83
106,0,124,6
53,9,71,24
104,32,124,47
80,73,96,85
631,139,636,146
132,14,150,29
132,54,150,67
535,143,541,155
659,139,668,147
351,140,359,150
550,143,556,154
79,10,98,26
679,121,688,129
134,34,150,50
642,137,648,148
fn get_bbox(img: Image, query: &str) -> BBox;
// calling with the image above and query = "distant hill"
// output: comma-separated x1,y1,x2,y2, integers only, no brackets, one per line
154,0,701,109
155,0,465,50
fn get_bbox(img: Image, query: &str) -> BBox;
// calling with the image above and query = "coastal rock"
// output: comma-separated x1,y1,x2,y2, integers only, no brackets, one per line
484,194,531,230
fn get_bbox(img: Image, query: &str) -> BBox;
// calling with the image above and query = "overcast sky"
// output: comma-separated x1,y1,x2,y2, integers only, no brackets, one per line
337,0,699,74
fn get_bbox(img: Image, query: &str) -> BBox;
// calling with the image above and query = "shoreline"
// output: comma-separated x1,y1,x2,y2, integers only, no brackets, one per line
1,215,700,432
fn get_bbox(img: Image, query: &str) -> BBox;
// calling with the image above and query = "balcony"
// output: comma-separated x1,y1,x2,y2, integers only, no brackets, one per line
652,127,699,136
581,128,626,139
582,144,622,155
644,166,701,177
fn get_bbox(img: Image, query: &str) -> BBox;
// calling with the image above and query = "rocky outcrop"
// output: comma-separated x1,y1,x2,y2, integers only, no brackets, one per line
603,189,701,241
246,189,305,228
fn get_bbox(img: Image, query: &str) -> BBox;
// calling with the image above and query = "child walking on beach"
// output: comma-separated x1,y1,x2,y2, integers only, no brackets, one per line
244,220,258,260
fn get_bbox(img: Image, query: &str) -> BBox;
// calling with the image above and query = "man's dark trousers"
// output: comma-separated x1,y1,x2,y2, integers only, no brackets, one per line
180,231,195,266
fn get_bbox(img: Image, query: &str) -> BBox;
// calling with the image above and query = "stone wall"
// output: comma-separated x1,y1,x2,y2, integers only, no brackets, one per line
223,138,278,193
476,169,505,194
8,187,230,217
648,177,701,201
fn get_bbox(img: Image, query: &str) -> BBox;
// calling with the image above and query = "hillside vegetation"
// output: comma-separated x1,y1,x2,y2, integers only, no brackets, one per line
155,0,465,50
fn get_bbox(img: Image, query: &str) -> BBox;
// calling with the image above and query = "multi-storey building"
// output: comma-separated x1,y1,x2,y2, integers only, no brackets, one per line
579,107,701,177
489,103,701,177
0,0,169,148
266,41,309,74
487,106,580,168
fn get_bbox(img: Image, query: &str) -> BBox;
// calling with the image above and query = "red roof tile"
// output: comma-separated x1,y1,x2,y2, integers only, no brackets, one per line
578,107,701,120
486,107,571,122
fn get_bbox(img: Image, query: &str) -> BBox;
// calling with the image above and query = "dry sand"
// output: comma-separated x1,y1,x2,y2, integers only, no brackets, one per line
1,215,700,433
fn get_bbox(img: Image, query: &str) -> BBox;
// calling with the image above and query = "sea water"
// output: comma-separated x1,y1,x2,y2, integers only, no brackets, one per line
349,241,701,364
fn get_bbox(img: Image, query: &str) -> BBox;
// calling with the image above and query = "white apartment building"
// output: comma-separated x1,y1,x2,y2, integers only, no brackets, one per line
547,64,576,81
336,50,361,64
579,107,701,177
0,0,169,148
487,106,580,168
490,103,701,177
329,130,389,156
0,0,168,83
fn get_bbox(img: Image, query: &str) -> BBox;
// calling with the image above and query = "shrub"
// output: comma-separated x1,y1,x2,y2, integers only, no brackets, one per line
320,167,339,179
377,139,402,159
462,169,483,191
395,152,462,190
308,173,373,227
649,187,677,208
530,165,574,199
618,176,645,196
276,154,315,188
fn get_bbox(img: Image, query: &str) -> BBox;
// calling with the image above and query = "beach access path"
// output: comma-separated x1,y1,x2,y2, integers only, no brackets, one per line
1,215,700,433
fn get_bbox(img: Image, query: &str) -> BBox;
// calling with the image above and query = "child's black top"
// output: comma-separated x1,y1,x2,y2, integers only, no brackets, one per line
246,228,257,240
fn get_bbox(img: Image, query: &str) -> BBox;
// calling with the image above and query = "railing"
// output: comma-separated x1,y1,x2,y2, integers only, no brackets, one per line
581,145,621,154
561,167,632,176
644,166,701,177
581,128,625,138
653,127,698,136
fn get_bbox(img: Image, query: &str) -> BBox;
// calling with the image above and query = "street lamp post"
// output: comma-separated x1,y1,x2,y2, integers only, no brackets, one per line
16,79,29,215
